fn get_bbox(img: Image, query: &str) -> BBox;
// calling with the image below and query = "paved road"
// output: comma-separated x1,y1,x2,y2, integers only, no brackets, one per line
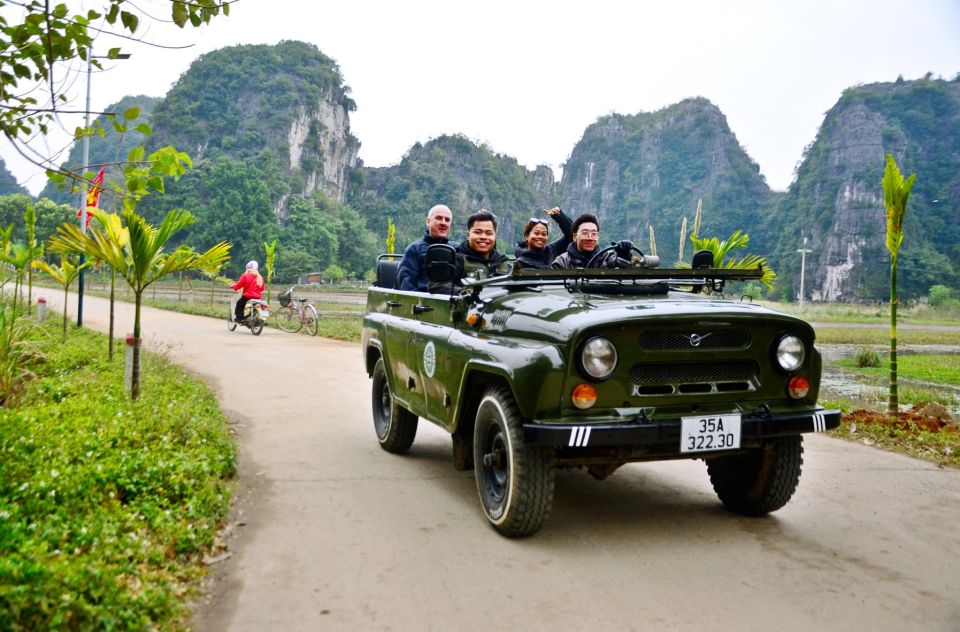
52,292,960,631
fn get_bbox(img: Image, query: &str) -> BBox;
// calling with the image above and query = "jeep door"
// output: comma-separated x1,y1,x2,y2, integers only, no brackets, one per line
408,293,466,430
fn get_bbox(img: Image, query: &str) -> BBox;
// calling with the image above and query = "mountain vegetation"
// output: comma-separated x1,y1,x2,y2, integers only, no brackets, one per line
559,98,782,265
0,159,27,196
770,76,960,301
37,95,159,207
13,38,958,300
348,134,555,249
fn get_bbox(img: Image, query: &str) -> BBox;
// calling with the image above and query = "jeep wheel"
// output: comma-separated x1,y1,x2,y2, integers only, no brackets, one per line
473,385,555,537
371,358,417,453
706,435,803,516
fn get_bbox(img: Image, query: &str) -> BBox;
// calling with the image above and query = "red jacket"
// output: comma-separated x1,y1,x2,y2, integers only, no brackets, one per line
232,271,264,299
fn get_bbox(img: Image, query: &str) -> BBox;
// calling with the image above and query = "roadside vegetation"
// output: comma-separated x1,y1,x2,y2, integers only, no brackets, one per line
838,354,960,385
824,352,959,469
0,312,236,630
826,403,959,468
763,299,960,326
814,326,960,345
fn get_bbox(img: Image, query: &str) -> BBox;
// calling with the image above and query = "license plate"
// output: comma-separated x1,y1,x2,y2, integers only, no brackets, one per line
261,309,270,318
680,413,741,453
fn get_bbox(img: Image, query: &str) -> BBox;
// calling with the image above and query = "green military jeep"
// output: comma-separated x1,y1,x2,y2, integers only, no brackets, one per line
362,245,839,537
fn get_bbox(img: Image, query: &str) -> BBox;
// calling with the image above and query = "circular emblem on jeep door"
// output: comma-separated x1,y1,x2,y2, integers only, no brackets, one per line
423,341,437,378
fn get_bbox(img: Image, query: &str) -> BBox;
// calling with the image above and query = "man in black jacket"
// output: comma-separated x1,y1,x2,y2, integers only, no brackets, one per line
551,213,632,269
397,204,454,291
429,210,511,293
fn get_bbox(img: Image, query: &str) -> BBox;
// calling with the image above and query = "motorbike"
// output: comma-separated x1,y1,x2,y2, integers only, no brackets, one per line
228,295,270,335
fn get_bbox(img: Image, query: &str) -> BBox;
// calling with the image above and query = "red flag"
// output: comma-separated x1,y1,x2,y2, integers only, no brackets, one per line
77,166,106,228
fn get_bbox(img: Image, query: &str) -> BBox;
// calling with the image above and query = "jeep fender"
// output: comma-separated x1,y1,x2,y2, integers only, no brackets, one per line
450,343,565,434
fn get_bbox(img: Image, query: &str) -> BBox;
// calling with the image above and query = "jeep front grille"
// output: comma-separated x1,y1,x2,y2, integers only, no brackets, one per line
628,361,757,395
638,329,750,350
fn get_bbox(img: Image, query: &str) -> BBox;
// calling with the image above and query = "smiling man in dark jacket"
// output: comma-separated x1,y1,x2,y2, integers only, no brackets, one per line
551,213,632,269
429,210,511,293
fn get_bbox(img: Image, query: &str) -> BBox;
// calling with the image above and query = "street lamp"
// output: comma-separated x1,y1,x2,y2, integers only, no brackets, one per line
77,51,131,327
796,236,812,309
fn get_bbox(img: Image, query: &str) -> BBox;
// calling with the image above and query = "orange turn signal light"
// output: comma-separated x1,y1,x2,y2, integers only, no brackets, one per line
571,383,598,409
466,313,484,327
787,375,809,399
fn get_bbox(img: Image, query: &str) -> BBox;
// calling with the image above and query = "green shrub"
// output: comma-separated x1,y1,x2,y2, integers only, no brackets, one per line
855,348,882,367
928,284,953,307
0,318,236,629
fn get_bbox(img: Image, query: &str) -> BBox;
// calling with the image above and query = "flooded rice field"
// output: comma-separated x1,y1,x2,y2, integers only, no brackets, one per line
818,343,960,416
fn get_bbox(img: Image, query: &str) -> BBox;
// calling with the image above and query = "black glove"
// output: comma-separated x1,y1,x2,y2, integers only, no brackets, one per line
613,240,635,259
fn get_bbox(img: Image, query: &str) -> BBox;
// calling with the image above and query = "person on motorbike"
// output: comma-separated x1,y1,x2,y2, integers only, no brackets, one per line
232,260,264,323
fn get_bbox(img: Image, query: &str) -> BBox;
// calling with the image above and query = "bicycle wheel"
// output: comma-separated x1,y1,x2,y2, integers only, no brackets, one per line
275,305,302,333
303,304,319,336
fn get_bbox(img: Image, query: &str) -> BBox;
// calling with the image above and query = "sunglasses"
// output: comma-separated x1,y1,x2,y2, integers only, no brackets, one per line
528,218,549,227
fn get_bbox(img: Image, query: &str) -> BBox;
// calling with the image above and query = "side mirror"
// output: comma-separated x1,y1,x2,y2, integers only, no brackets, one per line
691,250,714,269
425,244,457,283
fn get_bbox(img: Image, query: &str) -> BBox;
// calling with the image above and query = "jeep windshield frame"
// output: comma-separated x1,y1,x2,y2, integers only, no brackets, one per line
456,265,765,295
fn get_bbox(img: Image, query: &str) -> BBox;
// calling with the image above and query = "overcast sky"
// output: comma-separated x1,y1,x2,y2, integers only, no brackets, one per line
3,0,959,195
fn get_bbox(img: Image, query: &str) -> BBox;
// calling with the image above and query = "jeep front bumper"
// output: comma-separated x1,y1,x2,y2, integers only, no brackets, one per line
523,408,841,448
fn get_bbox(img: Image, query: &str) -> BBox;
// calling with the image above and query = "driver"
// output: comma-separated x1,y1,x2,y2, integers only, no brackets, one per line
550,213,633,269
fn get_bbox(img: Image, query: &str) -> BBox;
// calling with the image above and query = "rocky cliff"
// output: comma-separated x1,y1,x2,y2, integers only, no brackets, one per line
150,41,359,212
772,77,960,301
559,98,779,264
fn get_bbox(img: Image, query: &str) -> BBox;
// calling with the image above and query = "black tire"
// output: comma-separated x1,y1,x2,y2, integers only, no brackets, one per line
275,305,302,333
249,312,264,336
227,309,237,331
371,358,417,453
473,385,555,537
706,435,804,516
303,304,319,336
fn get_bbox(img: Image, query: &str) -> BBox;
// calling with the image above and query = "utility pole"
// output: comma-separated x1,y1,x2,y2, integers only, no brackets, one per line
796,236,812,309
77,51,130,326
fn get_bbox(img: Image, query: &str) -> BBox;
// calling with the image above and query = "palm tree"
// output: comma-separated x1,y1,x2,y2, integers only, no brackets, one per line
1,242,35,323
689,230,776,289
264,239,278,302
32,255,92,339
49,208,230,399
881,154,916,419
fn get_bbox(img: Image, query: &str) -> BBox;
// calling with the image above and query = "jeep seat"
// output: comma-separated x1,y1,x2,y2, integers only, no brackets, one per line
374,254,402,289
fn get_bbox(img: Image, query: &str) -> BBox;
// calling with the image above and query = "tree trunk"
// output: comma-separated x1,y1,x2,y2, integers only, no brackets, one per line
888,258,898,418
108,268,116,361
132,291,142,400
27,268,32,315
62,285,68,340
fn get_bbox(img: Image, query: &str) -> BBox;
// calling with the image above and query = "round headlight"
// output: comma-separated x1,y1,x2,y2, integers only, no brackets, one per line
581,336,617,380
776,335,805,371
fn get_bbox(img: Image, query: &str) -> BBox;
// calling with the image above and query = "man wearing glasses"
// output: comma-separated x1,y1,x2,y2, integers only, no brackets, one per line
397,204,455,291
551,213,633,269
